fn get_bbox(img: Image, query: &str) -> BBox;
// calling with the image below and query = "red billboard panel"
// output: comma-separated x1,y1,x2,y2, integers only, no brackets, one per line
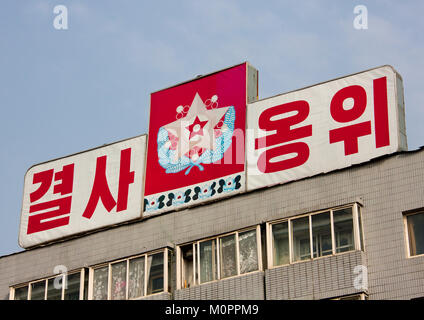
144,63,256,215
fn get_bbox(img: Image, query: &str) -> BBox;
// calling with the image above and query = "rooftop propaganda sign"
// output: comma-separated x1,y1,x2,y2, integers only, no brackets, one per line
144,62,258,215
19,135,147,248
18,64,407,248
246,65,407,191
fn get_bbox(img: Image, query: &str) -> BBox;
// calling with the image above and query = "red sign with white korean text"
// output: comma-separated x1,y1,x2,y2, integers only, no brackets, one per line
144,63,251,215
19,135,147,248
247,65,407,190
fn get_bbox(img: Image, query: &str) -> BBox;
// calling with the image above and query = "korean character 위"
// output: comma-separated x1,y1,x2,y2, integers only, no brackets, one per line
329,76,390,155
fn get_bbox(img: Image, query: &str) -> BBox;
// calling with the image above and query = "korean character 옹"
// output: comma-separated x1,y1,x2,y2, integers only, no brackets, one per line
255,100,313,173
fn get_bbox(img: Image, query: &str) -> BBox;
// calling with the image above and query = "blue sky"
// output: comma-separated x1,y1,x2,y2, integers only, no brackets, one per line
0,0,423,256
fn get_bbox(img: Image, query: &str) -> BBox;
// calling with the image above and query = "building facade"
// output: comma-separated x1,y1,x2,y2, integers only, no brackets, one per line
2,146,424,300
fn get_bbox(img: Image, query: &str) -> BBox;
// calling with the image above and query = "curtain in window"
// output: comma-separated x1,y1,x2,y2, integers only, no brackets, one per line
407,213,424,256
111,261,126,300
92,267,108,300
408,218,417,255
199,240,216,283
128,257,145,298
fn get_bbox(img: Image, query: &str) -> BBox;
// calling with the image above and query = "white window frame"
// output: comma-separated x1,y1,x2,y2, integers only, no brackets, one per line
177,225,262,289
10,268,87,300
332,293,368,300
403,209,424,259
88,248,170,300
267,203,364,269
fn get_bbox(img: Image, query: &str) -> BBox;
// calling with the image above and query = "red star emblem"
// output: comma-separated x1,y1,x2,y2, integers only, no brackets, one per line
186,116,208,140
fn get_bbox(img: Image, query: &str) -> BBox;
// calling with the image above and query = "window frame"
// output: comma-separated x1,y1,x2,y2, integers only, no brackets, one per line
9,268,87,300
87,248,170,300
403,209,424,259
176,225,262,290
331,293,368,300
267,203,364,269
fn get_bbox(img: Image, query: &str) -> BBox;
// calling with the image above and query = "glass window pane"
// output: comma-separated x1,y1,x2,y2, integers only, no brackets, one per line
194,243,198,284
168,250,172,292
30,281,45,300
128,257,145,299
312,212,332,258
47,277,62,300
292,217,311,262
111,261,127,300
14,286,28,300
64,272,81,300
239,229,258,274
220,234,237,278
272,222,290,266
83,269,89,300
92,266,108,300
407,212,424,256
334,208,354,253
358,208,364,251
147,253,164,295
199,240,217,283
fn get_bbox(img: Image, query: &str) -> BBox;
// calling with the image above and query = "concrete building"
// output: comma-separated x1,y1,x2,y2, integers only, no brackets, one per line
2,145,424,300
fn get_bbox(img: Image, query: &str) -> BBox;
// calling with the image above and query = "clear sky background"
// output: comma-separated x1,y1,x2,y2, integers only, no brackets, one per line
0,0,423,257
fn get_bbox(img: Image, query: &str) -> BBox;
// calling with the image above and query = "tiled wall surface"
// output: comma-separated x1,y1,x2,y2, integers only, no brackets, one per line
175,272,265,300
265,251,367,300
140,292,171,300
1,149,424,300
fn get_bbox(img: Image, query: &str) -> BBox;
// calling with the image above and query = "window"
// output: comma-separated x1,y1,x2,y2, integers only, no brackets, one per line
89,248,171,300
334,208,355,253
272,221,289,266
111,261,127,300
31,281,46,300
268,204,363,268
128,256,145,299
292,217,311,262
177,226,262,289
147,252,164,295
92,266,108,300
312,211,332,258
405,210,424,257
13,286,28,301
220,234,237,278
199,239,217,283
10,269,87,300
239,229,259,274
